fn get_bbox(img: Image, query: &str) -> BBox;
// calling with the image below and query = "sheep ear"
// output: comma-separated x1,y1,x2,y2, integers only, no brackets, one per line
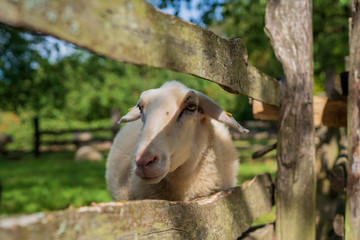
196,91,249,133
117,106,141,124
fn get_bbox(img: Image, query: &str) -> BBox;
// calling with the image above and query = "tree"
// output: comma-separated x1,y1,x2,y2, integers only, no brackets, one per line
0,18,253,122
0,24,67,114
156,0,350,92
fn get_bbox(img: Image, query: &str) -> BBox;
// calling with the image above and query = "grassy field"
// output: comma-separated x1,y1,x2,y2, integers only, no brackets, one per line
235,139,277,184
0,139,277,217
0,152,112,216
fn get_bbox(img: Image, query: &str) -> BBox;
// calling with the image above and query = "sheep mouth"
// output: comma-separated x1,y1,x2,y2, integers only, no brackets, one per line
135,164,168,184
139,173,166,184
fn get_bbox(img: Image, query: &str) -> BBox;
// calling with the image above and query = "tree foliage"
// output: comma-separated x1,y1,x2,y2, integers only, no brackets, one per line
155,0,350,91
0,24,251,122
0,24,71,114
0,0,351,124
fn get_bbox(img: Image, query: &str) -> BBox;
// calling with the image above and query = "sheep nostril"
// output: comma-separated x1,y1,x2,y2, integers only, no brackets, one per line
136,155,159,169
145,156,158,167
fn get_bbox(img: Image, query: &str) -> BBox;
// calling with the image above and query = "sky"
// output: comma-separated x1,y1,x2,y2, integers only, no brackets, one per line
153,0,201,22
153,0,222,26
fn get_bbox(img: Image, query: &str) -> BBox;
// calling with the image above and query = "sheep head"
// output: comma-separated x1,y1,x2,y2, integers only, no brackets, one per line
118,81,248,184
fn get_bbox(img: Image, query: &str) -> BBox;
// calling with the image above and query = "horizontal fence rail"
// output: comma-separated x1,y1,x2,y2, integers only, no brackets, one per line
0,174,274,240
33,118,117,155
253,96,347,127
41,138,112,146
40,127,114,135
0,0,280,106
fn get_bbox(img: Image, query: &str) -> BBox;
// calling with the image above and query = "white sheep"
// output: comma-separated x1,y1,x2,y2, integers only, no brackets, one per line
106,81,249,201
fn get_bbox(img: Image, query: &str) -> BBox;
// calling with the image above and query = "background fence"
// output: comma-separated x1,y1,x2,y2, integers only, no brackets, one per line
32,117,118,156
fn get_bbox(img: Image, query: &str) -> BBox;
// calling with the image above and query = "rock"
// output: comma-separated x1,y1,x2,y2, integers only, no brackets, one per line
75,145,103,161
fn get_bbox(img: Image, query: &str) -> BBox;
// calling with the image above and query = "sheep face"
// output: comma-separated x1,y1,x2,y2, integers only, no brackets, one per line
118,81,248,184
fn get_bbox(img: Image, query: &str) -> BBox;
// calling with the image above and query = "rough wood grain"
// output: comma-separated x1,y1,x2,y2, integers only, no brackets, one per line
252,100,280,122
345,1,360,239
0,174,274,240
252,96,347,127
0,0,280,106
252,143,277,159
265,1,316,239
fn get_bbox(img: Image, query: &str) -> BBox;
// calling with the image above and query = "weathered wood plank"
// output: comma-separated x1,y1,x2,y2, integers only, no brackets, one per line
246,65,280,107
0,0,280,106
265,1,316,240
313,96,347,127
252,99,279,122
345,1,360,239
0,174,274,240
40,127,113,135
252,96,347,127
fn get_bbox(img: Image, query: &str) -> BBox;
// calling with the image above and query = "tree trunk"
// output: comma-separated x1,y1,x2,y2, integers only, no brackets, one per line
265,1,316,239
345,1,360,239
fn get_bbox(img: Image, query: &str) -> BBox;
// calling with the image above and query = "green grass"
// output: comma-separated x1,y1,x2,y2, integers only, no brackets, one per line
0,152,112,216
252,206,276,226
235,139,277,225
238,160,277,184
238,158,277,226
235,139,277,184
0,140,278,219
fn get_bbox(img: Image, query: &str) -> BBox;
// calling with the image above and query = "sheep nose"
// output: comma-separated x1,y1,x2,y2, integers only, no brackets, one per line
135,155,159,175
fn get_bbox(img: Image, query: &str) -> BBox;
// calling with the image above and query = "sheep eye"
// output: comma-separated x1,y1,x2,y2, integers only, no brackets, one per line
177,103,197,121
186,103,197,112
137,104,145,122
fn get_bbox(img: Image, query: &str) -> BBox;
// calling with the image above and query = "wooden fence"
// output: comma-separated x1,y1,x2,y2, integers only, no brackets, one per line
33,118,117,156
0,0,359,239
0,174,274,240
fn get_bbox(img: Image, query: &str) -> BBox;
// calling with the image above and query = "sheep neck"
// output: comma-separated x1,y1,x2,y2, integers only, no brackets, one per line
165,120,216,200
197,125,214,166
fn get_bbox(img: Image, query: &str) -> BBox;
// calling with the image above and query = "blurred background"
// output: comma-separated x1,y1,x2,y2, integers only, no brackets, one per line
0,0,349,231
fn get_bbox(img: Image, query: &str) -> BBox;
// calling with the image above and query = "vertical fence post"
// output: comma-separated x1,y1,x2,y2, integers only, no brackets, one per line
33,117,40,157
111,108,120,139
265,0,316,239
345,1,360,239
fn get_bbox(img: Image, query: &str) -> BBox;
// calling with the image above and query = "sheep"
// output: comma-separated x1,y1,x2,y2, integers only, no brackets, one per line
105,81,249,201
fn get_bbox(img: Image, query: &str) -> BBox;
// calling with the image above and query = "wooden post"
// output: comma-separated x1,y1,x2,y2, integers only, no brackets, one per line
33,117,40,157
345,1,360,239
110,108,120,139
265,1,316,239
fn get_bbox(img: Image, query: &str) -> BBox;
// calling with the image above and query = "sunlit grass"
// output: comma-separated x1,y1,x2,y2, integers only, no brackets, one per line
252,206,276,226
238,160,277,184
234,139,277,184
0,152,112,216
235,139,277,225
